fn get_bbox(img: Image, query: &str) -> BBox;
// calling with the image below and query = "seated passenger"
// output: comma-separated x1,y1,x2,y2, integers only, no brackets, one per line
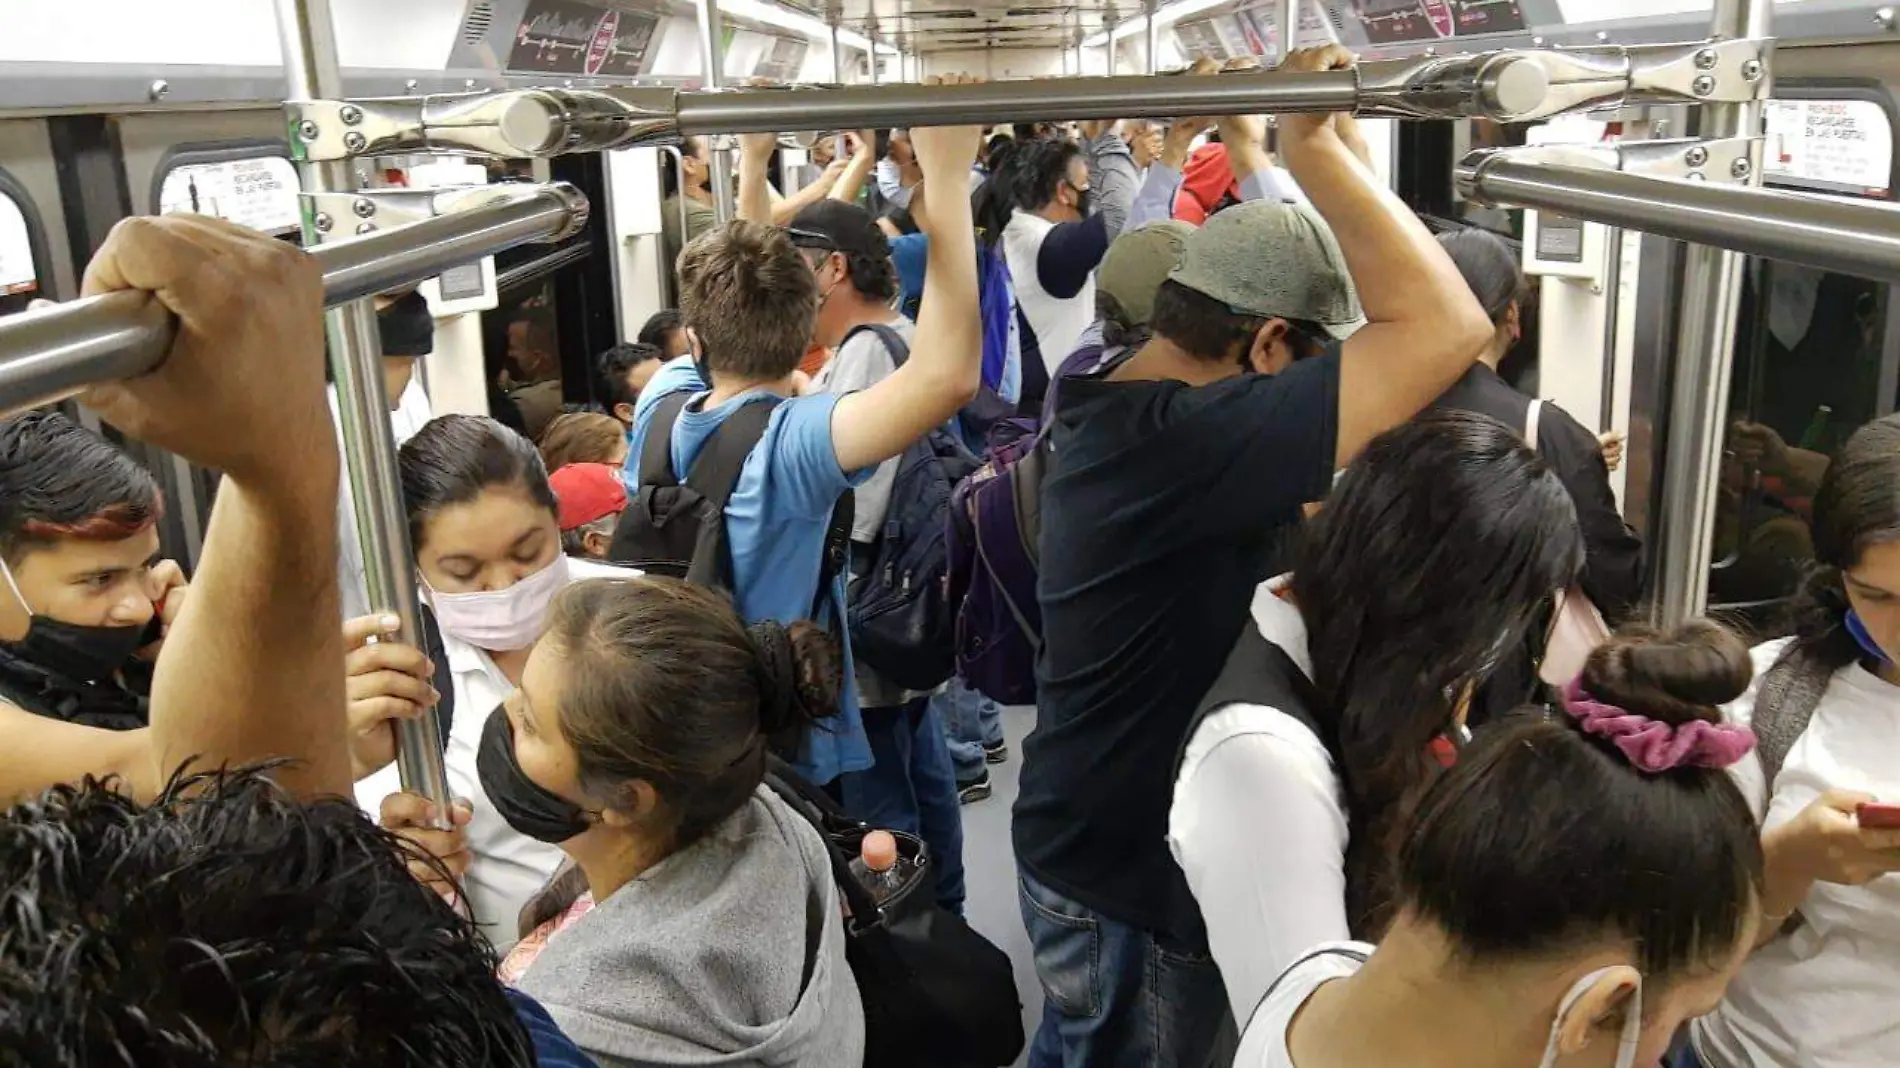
1170,411,1585,1021
351,414,626,948
620,97,985,795
550,463,627,561
539,412,629,472
0,411,186,801
334,289,436,622
1428,228,1644,720
1015,44,1494,1067
1238,621,1764,1068
490,577,864,1068
596,342,664,428
1687,414,1900,1068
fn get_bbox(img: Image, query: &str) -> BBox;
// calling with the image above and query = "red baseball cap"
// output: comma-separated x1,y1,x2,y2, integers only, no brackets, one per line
549,463,627,531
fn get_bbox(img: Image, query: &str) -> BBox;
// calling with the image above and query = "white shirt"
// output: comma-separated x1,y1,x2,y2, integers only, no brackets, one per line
1168,577,1351,1025
353,556,630,952
1002,210,1097,376
1233,942,1370,1066
331,378,434,623
1694,638,1900,1068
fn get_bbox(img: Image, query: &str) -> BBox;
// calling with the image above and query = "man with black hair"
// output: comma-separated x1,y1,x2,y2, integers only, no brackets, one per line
635,309,695,362
784,195,969,913
0,411,184,799
596,342,664,428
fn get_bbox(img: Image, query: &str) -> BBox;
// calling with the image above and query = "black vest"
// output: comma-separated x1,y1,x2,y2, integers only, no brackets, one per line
0,643,150,732
1173,620,1338,788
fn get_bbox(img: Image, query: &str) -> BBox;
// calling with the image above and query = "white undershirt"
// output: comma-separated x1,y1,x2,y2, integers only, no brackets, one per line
1694,638,1900,1068
353,557,630,952
331,378,434,623
1168,576,1352,1025
1232,942,1370,1067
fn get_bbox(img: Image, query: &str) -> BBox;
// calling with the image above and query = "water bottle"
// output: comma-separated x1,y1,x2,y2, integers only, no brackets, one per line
848,829,910,904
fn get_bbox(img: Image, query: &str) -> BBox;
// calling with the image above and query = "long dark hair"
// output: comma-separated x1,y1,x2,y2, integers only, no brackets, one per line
1755,414,1900,761
1292,411,1585,935
399,415,557,551
1400,620,1763,980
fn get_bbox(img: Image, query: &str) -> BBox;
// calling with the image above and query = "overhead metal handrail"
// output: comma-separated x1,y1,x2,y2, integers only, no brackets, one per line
281,37,1769,162
0,182,587,418
1457,151,1900,284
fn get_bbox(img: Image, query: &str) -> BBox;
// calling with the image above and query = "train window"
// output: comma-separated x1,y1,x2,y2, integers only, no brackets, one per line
0,191,39,317
1709,91,1898,620
486,277,567,443
157,156,300,236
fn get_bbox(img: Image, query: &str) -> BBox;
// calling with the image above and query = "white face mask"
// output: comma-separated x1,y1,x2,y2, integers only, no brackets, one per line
1537,967,1643,1068
424,554,570,652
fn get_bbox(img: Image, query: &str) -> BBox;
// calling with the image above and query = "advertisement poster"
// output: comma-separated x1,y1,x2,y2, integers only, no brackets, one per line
1765,98,1894,199
1343,0,1526,44
508,0,660,77
753,36,810,82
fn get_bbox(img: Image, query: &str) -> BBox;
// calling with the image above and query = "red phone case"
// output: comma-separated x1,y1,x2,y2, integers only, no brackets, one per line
1855,802,1900,829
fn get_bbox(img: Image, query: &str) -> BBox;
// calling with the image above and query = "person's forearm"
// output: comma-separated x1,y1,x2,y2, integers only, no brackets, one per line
1128,162,1181,229
737,154,774,225
1283,127,1477,333
149,467,350,800
1238,165,1302,205
912,165,981,399
1335,114,1376,174
769,173,839,225
833,152,874,203
1754,822,1818,946
1086,132,1137,239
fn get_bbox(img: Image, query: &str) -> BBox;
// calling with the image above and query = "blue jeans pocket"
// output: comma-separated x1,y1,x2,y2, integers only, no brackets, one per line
1018,876,1101,1019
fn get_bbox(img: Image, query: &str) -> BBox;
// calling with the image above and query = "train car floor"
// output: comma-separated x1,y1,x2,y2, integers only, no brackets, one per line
960,703,1042,1067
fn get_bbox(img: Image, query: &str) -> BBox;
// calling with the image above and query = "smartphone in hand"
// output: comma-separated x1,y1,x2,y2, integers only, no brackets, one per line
1854,801,1900,829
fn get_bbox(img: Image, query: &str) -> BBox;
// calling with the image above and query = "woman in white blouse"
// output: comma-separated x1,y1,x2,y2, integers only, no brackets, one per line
1686,414,1900,1068
346,414,628,950
1168,412,1585,1025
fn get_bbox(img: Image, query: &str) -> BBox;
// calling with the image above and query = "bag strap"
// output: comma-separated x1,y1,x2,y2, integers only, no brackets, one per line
1524,397,1545,452
1240,945,1371,1046
762,762,887,933
1753,647,1830,805
840,322,912,371
679,398,780,511
971,489,1042,653
637,392,694,489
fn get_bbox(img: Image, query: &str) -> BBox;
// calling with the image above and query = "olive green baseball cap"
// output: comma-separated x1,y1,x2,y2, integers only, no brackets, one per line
1097,220,1195,328
1167,200,1365,340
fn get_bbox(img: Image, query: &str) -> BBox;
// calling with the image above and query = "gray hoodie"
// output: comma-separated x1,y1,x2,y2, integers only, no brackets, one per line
518,785,865,1068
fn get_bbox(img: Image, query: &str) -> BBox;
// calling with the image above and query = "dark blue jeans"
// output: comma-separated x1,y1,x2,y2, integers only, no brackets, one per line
836,696,967,914
1017,871,1230,1068
936,678,1003,784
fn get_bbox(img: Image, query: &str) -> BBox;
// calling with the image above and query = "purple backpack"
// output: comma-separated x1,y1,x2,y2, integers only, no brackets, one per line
946,341,1122,705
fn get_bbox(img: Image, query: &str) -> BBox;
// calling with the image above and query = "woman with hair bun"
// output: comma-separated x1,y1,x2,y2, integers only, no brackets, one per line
1237,620,1766,1068
1687,413,1900,1068
495,576,864,1068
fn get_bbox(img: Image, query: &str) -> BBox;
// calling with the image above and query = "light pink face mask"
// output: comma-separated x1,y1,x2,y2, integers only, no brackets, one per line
1537,967,1643,1068
424,554,570,652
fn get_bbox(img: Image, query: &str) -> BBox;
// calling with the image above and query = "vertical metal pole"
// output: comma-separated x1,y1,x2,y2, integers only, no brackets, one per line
869,39,880,85
1144,0,1160,76
693,0,736,223
830,22,843,83
1652,0,1771,624
272,0,450,808
1274,0,1296,60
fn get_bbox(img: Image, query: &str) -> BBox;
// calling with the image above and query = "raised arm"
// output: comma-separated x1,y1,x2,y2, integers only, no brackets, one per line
1278,46,1492,468
829,78,984,473
737,133,777,225
78,214,351,800
1079,122,1137,241
770,159,847,225
830,130,877,204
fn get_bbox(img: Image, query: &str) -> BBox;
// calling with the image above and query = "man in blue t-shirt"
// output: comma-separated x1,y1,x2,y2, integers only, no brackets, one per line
623,100,987,790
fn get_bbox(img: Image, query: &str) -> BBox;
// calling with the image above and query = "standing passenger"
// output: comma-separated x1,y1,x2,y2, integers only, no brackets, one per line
620,94,986,796
661,137,718,271
0,412,186,801
1013,45,1494,1068
1688,414,1900,1068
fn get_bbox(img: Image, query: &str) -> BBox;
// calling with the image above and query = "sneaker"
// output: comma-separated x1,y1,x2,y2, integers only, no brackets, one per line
983,739,1009,764
957,772,993,805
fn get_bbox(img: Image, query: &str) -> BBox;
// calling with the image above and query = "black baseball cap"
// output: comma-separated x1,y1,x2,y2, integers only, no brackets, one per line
787,199,890,262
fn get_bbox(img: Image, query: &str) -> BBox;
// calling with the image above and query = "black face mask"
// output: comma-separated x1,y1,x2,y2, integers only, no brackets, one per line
6,614,158,684
1072,185,1092,219
476,704,592,844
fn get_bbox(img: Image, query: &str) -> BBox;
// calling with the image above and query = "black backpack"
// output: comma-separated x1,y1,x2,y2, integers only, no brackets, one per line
839,325,981,691
608,391,852,616
763,759,1024,1068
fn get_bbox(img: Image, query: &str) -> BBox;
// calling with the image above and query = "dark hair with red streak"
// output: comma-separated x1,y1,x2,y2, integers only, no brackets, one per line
0,411,162,563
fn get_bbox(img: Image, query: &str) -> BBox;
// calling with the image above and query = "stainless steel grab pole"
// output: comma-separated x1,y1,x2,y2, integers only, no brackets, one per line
1456,157,1900,282
1145,0,1160,76
694,0,737,224
284,0,436,808
1652,0,1772,624
0,184,587,417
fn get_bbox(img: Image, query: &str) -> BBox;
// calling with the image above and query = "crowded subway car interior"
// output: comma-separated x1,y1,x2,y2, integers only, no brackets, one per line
2,0,1900,1065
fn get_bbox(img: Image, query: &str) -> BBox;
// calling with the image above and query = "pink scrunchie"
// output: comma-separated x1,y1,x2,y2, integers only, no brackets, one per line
1561,678,1757,773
